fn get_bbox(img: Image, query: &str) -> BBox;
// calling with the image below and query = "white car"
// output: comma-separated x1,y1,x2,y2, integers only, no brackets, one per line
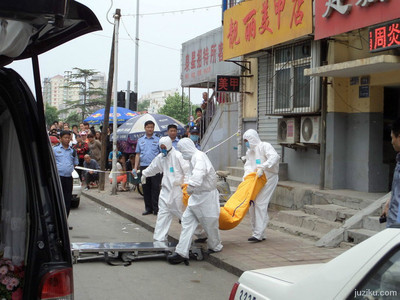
71,170,82,208
229,228,400,300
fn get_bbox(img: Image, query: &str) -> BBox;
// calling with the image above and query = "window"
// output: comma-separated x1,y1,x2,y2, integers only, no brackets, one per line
349,247,400,300
265,39,320,115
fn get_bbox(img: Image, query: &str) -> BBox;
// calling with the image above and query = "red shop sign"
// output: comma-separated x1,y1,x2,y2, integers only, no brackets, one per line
369,19,400,52
315,0,399,40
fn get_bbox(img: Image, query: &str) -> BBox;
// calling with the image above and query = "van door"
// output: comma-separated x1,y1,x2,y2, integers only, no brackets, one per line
0,68,72,299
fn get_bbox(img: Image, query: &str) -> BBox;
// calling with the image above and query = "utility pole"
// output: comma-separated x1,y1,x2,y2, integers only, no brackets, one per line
134,0,139,100
98,28,115,191
126,80,131,109
111,9,121,195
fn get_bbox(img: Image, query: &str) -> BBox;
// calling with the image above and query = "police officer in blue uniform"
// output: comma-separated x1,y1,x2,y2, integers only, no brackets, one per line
134,121,161,215
53,130,79,217
167,124,179,149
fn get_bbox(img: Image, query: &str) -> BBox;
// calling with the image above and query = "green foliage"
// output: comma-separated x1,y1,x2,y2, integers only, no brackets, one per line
158,93,191,124
60,68,106,122
44,103,59,127
64,112,81,127
137,99,150,112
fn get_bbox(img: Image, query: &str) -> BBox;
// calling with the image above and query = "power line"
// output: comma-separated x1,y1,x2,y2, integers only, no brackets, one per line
122,4,221,17
91,31,180,52
121,18,180,51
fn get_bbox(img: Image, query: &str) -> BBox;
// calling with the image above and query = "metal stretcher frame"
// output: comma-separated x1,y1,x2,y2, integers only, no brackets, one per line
71,242,203,265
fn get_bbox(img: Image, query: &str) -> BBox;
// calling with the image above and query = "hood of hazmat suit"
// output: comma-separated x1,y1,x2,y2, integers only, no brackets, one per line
159,136,172,151
243,129,280,178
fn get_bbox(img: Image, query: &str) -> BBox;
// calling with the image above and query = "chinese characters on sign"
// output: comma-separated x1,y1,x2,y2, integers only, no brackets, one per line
369,19,400,52
181,27,240,87
315,0,397,40
216,75,240,92
223,0,312,60
323,0,388,18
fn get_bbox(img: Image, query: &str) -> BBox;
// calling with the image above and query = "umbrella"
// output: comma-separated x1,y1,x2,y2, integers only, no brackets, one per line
116,113,185,140
83,107,138,125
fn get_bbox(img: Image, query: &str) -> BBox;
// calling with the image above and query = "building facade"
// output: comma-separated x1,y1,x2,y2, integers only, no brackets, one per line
139,88,179,113
221,0,400,193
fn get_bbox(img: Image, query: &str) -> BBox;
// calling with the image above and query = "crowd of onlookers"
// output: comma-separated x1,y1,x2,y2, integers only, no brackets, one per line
48,90,223,191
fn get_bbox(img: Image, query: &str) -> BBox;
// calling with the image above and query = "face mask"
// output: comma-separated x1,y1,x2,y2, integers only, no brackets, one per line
182,153,191,161
245,141,250,149
161,149,168,157
190,135,199,142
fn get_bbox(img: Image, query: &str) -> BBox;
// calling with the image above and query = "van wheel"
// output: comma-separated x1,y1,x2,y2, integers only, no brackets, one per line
71,197,80,208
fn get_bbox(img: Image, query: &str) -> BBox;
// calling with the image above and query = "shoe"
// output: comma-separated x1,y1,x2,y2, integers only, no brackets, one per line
142,211,153,215
84,187,89,191
248,237,265,242
194,237,208,243
167,253,187,265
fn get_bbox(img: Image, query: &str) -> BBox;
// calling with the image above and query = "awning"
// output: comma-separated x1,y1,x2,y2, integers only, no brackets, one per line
304,55,400,77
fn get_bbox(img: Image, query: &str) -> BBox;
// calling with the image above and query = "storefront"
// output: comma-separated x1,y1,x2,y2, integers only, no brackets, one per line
306,0,400,192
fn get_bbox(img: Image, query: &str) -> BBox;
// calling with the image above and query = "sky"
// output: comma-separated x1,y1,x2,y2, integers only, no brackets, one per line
9,0,222,104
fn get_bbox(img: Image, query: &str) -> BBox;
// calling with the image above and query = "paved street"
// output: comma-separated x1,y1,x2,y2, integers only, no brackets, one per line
81,183,348,276
69,196,238,299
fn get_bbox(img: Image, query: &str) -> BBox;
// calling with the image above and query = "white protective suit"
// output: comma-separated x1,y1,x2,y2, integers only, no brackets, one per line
142,137,189,242
174,138,223,258
243,129,280,240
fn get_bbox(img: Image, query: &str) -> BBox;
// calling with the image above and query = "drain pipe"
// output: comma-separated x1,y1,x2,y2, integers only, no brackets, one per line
319,76,328,190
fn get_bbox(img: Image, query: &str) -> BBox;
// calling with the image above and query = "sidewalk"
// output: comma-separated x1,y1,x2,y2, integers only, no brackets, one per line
82,184,347,277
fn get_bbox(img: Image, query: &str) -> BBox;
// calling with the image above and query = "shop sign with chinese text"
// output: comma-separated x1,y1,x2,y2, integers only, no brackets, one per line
223,0,312,60
216,75,240,92
369,19,400,52
181,27,240,87
315,0,399,40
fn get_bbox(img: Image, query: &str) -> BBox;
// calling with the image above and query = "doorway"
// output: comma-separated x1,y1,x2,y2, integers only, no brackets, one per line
383,87,400,189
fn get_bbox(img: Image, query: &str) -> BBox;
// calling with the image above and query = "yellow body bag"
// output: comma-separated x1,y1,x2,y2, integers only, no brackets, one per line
219,172,267,230
181,184,189,207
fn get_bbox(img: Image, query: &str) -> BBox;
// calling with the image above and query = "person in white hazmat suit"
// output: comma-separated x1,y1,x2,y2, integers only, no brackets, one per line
243,129,280,242
141,137,189,242
167,138,223,264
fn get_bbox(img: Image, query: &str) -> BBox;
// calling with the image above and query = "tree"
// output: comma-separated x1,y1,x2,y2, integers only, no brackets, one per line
44,103,59,127
158,93,193,124
64,112,81,127
61,68,106,122
137,99,150,112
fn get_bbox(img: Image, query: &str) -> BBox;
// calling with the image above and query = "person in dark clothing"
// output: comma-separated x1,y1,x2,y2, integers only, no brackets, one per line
83,154,100,190
73,134,89,180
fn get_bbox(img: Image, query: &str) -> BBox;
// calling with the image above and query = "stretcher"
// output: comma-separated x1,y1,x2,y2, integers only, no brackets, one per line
71,241,203,266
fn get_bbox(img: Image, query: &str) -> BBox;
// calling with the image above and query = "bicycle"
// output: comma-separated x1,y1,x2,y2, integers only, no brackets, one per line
216,170,231,206
127,171,144,196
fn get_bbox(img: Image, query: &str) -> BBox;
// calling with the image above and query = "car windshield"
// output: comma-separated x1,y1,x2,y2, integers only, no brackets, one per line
350,248,400,300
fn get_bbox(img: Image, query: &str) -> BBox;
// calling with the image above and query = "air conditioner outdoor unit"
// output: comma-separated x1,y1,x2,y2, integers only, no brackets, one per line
277,118,300,144
300,116,321,144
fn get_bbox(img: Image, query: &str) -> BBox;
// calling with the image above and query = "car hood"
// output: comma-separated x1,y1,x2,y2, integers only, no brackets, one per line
248,263,324,284
0,0,101,66
238,263,323,299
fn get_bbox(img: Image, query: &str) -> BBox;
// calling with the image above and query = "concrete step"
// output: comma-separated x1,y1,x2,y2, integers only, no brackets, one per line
268,220,325,241
272,210,341,235
226,166,244,178
346,228,377,244
313,193,376,210
303,204,358,223
226,175,243,189
363,216,387,232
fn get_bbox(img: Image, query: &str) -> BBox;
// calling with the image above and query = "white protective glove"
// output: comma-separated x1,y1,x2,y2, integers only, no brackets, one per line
256,168,264,178
141,174,147,185
187,185,195,195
